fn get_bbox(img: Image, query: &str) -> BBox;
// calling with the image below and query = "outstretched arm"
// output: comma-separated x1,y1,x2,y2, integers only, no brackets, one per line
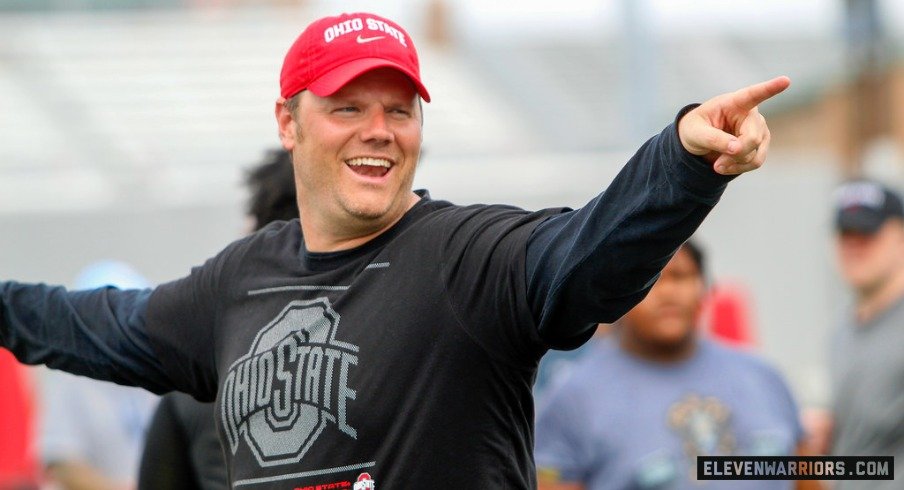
527,77,790,347
0,282,173,393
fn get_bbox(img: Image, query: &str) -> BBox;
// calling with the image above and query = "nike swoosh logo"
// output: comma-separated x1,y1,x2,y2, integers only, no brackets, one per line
356,35,385,44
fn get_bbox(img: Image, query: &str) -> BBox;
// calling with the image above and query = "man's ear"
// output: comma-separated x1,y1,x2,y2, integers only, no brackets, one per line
275,98,297,151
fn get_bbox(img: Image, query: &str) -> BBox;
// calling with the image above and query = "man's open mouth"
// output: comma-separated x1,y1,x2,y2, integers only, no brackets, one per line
347,157,391,178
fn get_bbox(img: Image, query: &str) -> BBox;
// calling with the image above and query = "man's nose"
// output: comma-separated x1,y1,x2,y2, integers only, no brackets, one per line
359,110,394,144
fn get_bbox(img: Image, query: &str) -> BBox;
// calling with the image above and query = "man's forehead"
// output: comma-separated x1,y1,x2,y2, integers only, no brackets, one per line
309,68,420,100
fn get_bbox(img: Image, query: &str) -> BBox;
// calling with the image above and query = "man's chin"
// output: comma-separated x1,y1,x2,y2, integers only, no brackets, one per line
338,190,419,228
343,201,396,222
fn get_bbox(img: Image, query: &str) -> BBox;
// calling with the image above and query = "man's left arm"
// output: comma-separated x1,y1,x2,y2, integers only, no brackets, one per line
527,77,790,347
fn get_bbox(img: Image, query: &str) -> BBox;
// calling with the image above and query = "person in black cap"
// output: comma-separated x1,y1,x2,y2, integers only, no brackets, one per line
834,180,904,236
828,179,904,490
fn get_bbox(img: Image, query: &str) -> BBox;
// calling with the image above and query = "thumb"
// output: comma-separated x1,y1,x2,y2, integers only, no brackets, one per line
680,119,740,157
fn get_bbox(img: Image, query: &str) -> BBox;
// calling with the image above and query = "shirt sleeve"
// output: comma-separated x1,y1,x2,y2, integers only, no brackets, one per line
534,385,596,483
763,364,806,447
526,113,735,348
0,282,172,393
439,205,564,365
144,252,226,403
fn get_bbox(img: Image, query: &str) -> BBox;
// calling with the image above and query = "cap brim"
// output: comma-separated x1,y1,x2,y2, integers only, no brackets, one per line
307,58,431,102
836,208,884,234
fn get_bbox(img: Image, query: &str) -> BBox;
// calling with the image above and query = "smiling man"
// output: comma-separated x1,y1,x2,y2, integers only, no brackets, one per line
0,11,790,489
277,67,424,251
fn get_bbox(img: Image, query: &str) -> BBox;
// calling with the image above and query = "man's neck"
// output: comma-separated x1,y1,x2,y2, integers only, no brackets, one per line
300,193,421,253
304,225,391,252
856,267,904,325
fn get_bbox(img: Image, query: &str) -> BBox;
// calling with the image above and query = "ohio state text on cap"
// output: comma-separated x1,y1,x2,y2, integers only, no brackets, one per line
279,12,431,102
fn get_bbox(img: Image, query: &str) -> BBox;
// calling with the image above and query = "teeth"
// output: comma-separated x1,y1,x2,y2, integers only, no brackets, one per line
347,157,391,168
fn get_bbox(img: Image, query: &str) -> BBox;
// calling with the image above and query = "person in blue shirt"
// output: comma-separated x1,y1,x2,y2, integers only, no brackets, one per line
535,240,817,490
40,261,159,490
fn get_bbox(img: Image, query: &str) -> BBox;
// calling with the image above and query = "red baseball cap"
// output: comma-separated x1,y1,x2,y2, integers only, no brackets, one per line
280,12,430,102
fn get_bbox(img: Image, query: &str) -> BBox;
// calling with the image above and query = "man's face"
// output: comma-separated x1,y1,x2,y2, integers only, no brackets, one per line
836,219,904,295
277,68,422,237
623,247,705,349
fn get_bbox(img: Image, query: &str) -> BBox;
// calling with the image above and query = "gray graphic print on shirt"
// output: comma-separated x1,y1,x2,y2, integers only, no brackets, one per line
222,298,359,467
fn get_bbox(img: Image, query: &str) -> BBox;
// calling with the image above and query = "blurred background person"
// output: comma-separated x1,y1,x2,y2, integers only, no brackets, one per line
534,240,815,490
533,325,607,400
828,179,904,490
240,148,300,234
39,261,158,490
137,148,296,490
0,349,40,490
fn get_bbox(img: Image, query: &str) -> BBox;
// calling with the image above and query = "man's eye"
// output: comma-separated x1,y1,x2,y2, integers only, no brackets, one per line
335,106,359,113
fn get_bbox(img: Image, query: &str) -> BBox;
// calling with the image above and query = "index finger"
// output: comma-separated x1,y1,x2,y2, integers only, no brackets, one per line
730,76,791,112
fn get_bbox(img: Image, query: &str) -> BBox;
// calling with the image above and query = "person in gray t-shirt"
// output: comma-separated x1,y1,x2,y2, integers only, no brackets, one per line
534,241,812,490
829,179,904,490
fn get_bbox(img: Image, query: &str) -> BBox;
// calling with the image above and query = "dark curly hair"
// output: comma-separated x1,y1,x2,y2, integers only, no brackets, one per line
681,239,706,283
245,149,298,230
